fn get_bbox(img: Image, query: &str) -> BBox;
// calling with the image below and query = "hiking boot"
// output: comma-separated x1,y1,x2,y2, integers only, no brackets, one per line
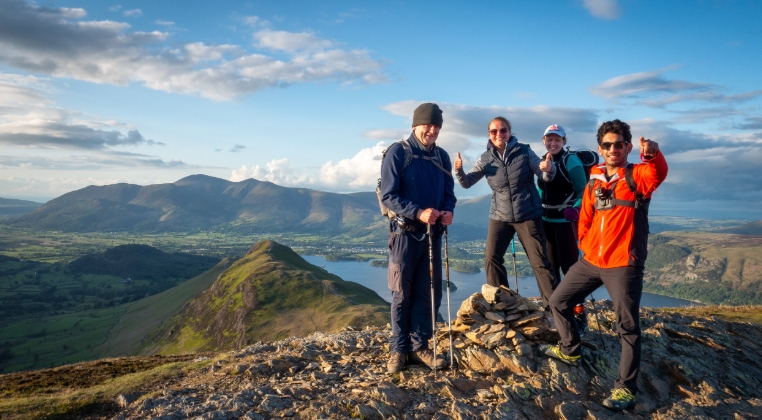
408,348,447,370
603,387,636,411
387,352,406,373
538,344,580,366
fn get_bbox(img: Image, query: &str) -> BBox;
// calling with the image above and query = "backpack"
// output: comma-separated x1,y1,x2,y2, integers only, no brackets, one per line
558,147,599,184
375,138,452,219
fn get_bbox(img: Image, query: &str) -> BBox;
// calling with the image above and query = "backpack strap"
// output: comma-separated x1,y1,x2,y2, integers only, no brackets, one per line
408,142,453,178
624,163,646,209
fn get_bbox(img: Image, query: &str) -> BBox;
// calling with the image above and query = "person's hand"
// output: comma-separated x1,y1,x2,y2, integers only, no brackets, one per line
440,211,453,226
563,207,580,222
417,208,441,224
640,136,660,159
454,152,463,171
539,153,553,172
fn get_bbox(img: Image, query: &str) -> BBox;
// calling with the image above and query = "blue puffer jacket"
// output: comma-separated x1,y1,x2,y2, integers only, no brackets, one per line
456,136,555,223
380,133,456,235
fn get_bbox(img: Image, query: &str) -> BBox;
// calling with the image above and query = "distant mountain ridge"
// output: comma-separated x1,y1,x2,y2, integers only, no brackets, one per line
10,175,382,233
0,197,42,217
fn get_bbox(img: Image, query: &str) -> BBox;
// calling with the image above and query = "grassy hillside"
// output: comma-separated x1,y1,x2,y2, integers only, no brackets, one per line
0,198,42,218
644,232,762,305
145,240,389,354
716,219,762,235
94,258,231,358
0,247,222,373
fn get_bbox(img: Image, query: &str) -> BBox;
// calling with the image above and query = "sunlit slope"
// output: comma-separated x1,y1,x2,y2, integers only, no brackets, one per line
145,240,389,354
645,232,762,305
95,258,232,358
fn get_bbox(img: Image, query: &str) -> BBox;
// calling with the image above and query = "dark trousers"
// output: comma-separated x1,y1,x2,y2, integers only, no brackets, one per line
543,220,579,281
484,217,558,308
387,232,442,354
549,259,643,394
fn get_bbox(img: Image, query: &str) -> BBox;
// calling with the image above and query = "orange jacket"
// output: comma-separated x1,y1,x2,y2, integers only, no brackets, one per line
578,151,668,268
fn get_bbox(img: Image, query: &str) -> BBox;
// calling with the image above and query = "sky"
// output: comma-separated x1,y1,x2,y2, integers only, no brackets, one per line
1,0,761,219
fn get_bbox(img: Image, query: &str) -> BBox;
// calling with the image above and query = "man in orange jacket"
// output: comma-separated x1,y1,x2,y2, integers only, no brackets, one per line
540,119,668,411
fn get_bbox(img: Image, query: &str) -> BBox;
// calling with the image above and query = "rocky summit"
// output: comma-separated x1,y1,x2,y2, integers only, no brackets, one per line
103,285,762,420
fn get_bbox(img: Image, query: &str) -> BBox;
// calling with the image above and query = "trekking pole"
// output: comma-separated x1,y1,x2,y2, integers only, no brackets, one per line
444,225,455,371
427,223,437,378
589,292,606,351
511,238,519,293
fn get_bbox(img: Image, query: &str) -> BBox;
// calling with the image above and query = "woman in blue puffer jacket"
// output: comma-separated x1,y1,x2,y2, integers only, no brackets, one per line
454,116,559,308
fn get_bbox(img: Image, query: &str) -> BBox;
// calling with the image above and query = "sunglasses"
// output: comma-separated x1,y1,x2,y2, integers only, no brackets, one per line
599,140,628,151
489,127,509,136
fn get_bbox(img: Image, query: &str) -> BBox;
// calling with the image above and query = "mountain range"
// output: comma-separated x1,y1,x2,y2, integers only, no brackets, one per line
5,175,494,239
9,175,381,233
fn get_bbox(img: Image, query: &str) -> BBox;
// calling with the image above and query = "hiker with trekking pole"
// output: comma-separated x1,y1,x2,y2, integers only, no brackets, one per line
454,117,559,309
377,103,456,374
540,119,668,411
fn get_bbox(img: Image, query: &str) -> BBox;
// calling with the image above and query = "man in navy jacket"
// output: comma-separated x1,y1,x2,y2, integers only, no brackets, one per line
379,102,456,373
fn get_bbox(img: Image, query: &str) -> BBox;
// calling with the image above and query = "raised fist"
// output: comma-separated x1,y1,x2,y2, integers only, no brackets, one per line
640,136,660,158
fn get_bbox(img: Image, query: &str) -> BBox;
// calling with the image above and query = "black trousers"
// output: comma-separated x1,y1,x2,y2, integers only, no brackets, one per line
543,220,579,281
549,259,643,394
484,217,558,308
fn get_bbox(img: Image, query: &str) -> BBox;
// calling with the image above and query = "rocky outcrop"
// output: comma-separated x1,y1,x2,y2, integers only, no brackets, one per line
112,290,762,420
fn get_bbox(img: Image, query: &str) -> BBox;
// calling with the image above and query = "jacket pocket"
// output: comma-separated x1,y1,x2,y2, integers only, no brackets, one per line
388,262,402,292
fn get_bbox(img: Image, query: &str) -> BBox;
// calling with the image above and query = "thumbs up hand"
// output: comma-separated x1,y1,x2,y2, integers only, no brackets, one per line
640,136,660,159
539,153,553,172
454,152,463,171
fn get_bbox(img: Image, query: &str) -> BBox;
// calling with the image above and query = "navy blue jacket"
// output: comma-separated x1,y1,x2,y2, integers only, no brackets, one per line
380,133,456,234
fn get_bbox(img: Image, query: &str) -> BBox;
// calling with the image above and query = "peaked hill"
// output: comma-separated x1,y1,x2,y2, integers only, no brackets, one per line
68,244,219,281
0,197,42,217
144,240,389,354
10,175,381,233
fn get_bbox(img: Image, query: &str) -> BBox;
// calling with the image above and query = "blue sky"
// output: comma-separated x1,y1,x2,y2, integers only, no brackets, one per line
1,0,761,219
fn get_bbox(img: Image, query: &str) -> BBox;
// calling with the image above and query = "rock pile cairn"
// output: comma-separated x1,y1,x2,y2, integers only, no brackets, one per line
437,284,560,376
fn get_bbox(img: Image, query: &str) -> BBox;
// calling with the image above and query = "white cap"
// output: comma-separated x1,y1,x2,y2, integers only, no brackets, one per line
543,124,566,138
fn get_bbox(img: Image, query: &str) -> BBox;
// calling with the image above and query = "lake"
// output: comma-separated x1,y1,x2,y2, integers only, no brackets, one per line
302,255,701,316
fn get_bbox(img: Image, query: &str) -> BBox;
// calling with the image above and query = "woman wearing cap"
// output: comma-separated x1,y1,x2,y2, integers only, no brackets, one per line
453,117,559,309
537,124,587,281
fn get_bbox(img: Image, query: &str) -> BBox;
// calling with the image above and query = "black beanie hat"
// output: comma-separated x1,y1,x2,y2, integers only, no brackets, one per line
412,103,443,127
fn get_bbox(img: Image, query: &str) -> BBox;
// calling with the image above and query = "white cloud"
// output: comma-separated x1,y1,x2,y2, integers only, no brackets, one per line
254,29,332,52
318,142,387,188
230,159,315,186
108,5,122,12
363,128,410,140
589,68,712,100
0,72,158,150
0,1,389,101
155,20,175,26
590,68,762,110
123,9,142,17
582,0,622,20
